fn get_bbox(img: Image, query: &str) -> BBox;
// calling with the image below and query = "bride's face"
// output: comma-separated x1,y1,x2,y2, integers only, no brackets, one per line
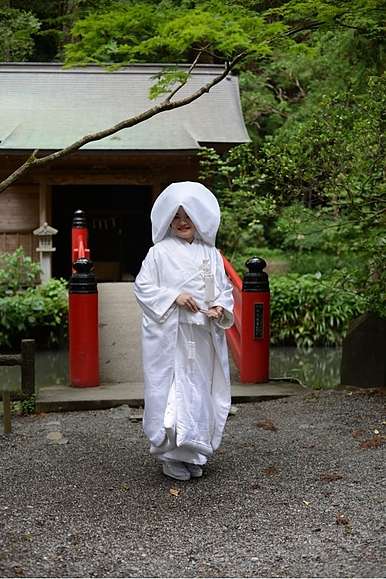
170,207,196,243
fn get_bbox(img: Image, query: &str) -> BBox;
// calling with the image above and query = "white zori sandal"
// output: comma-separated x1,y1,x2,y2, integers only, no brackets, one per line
162,461,191,481
184,463,203,478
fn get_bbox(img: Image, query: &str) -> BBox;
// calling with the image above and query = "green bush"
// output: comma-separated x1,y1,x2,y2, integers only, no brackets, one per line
270,274,366,348
0,249,69,350
0,248,41,296
286,251,354,276
229,253,364,346
231,248,288,277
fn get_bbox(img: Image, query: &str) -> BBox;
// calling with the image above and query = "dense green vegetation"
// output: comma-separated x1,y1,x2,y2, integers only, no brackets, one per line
269,275,365,349
198,16,385,331
2,0,385,346
0,250,68,350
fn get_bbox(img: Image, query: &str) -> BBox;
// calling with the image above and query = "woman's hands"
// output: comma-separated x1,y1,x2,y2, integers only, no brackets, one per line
206,306,224,320
175,295,224,319
176,293,199,312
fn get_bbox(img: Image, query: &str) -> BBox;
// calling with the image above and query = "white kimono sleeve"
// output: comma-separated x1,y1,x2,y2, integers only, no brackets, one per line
212,249,234,330
133,247,180,323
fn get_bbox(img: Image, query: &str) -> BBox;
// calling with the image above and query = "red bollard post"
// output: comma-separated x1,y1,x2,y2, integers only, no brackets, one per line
72,209,90,264
69,258,99,387
240,257,270,383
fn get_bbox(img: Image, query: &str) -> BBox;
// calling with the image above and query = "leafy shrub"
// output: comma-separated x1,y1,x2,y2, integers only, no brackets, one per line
0,248,41,296
0,277,68,351
286,252,349,276
13,394,36,415
231,248,289,277
229,254,364,346
199,145,278,259
269,274,366,348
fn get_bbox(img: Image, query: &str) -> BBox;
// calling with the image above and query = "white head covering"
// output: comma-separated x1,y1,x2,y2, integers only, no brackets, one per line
151,181,220,246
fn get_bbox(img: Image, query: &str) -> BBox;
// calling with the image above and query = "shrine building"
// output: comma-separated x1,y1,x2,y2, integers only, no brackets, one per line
0,63,249,281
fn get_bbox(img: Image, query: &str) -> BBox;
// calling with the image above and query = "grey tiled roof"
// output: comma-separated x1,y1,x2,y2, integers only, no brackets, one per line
0,63,249,151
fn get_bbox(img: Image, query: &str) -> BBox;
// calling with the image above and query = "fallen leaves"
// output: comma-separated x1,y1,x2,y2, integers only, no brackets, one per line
169,487,181,497
352,428,386,449
262,465,280,477
256,419,277,432
320,472,344,483
336,512,353,535
352,429,366,439
359,435,386,449
336,513,351,526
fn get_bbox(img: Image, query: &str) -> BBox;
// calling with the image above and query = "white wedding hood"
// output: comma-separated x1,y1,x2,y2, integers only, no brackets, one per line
151,181,220,246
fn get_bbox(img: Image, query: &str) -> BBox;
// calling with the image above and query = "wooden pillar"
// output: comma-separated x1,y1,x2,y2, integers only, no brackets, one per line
21,339,35,397
39,182,52,224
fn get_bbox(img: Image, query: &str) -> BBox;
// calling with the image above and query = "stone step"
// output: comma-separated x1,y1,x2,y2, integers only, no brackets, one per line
98,282,143,384
36,380,306,413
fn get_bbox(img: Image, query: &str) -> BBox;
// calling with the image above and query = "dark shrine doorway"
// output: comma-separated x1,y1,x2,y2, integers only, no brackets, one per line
52,185,152,281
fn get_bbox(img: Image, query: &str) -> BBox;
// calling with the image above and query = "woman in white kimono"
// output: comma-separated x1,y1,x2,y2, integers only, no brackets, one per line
134,181,234,481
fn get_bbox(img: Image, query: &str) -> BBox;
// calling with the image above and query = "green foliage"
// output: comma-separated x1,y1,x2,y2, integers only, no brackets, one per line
258,69,385,315
0,275,68,350
9,0,385,70
231,248,288,277
199,145,278,259
9,0,113,61
14,394,36,415
62,0,384,68
0,248,41,297
149,68,189,99
286,252,345,276
269,274,366,348
260,74,384,207
201,20,385,319
0,7,40,61
65,2,163,65
275,0,385,41
64,0,286,66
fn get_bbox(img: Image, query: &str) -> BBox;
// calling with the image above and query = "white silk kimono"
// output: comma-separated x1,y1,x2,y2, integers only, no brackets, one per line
134,235,234,465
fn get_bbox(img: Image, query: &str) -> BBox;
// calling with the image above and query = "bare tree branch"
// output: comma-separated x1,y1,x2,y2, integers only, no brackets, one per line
0,51,247,194
165,48,207,103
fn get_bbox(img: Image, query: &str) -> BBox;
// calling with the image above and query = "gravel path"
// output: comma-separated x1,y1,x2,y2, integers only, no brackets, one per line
0,389,385,578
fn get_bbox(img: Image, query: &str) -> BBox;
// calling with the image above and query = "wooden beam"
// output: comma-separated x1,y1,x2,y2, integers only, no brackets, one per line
0,354,22,366
46,173,154,186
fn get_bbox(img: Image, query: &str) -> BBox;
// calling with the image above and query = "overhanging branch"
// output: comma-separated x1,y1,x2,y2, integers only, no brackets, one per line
0,52,247,194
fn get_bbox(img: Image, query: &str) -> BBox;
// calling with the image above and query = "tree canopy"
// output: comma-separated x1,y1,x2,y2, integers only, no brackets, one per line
2,0,385,324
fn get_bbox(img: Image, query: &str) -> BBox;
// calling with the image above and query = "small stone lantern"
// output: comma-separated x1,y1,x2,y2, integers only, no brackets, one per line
33,222,58,283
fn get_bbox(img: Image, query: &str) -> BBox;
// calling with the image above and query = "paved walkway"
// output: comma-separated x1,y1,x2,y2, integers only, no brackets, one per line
1,388,385,578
